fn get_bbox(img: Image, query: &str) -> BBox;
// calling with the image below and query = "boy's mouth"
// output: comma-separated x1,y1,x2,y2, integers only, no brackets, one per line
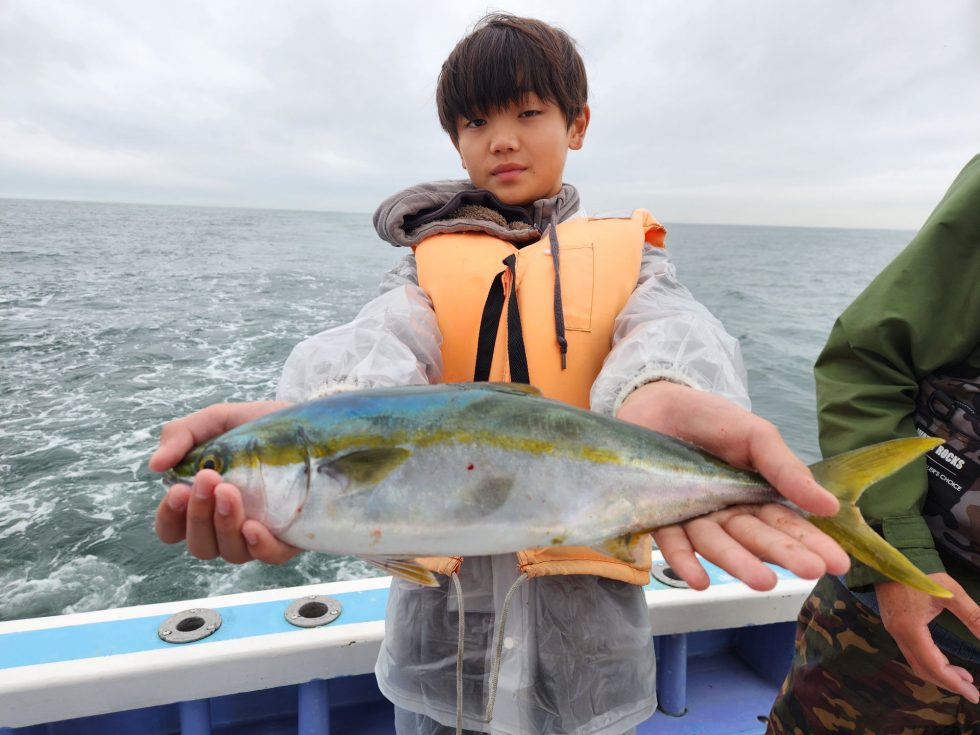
491,163,526,180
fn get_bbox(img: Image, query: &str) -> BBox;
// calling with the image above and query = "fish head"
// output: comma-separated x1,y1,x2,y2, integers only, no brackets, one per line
163,441,230,487
162,426,312,534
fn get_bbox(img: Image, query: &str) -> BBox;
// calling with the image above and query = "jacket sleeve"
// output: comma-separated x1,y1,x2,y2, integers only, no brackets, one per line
276,253,443,402
590,244,750,415
816,155,980,586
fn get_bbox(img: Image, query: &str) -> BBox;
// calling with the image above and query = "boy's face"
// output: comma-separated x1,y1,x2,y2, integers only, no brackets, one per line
455,94,589,207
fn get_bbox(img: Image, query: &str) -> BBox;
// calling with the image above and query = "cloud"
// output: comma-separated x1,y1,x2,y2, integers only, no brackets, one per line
1,0,978,227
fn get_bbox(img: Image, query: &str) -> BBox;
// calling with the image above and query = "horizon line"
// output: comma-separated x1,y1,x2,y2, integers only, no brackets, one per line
0,195,918,235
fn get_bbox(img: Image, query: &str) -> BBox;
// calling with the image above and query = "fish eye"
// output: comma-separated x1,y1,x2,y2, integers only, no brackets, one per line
199,453,223,474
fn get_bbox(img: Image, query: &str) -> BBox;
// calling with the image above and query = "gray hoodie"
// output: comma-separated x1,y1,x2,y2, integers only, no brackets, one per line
373,179,581,247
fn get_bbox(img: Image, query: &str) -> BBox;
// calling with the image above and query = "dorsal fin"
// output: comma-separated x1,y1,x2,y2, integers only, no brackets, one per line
454,382,542,397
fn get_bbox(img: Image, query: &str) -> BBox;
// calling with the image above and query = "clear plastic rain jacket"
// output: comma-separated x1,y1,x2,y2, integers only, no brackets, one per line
276,180,749,734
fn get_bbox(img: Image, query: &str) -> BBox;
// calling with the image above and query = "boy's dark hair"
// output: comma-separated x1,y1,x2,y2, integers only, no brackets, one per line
437,13,588,145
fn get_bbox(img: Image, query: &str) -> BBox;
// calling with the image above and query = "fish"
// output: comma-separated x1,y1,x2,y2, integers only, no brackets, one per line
162,382,951,597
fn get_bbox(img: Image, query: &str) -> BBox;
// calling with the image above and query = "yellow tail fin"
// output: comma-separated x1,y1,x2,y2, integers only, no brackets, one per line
807,437,951,598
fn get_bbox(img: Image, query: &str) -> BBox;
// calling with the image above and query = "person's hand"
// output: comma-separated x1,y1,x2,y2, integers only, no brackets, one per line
616,380,850,590
876,573,980,703
149,401,301,565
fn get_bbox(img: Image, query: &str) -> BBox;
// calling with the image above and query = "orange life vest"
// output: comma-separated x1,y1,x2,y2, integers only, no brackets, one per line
412,209,666,585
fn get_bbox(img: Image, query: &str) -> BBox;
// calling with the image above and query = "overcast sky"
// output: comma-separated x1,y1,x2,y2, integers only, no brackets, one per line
1,1,978,228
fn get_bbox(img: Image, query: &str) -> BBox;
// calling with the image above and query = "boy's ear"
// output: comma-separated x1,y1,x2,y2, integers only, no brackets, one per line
568,105,590,151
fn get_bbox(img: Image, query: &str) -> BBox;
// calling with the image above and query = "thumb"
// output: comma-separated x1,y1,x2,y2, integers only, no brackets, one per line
942,579,980,641
149,424,198,472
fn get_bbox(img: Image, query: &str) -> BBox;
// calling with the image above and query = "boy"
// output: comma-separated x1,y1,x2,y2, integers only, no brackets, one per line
152,14,848,734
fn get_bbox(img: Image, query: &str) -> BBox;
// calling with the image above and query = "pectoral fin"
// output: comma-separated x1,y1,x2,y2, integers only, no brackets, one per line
591,533,644,564
362,556,440,587
318,447,411,488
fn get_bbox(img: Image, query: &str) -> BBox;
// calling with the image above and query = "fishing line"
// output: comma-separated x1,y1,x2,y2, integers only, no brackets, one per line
451,571,464,735
483,572,529,726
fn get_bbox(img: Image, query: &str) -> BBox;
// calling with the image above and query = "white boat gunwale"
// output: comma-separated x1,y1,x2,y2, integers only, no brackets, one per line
0,553,814,729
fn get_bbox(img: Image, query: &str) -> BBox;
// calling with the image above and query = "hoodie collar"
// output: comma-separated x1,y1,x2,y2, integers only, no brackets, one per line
373,179,580,247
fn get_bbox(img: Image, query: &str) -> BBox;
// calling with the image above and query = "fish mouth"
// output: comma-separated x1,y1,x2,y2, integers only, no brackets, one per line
161,470,188,488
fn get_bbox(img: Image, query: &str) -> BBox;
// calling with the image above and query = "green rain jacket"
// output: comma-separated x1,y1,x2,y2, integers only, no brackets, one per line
814,154,980,643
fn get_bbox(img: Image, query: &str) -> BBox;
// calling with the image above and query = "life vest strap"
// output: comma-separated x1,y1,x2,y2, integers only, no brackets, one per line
474,269,506,382
503,254,530,384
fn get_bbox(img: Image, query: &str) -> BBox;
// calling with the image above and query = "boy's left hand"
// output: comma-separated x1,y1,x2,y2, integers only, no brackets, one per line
150,401,301,565
616,381,851,591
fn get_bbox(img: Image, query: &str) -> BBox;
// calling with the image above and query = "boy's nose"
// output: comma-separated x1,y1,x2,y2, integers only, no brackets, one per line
489,125,519,154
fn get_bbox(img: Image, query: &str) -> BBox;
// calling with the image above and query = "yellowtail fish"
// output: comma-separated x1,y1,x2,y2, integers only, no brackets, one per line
163,383,950,597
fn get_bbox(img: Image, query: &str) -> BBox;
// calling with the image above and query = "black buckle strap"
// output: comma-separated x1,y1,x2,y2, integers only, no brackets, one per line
928,387,980,424
473,257,530,384
503,255,530,384
474,271,506,382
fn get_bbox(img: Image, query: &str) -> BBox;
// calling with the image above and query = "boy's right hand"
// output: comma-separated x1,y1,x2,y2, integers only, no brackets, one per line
149,401,302,565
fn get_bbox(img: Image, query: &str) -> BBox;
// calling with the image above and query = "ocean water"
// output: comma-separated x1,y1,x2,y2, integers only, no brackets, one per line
0,198,915,622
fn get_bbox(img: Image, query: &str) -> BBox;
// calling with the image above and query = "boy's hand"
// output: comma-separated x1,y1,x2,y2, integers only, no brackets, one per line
150,401,301,565
616,381,850,591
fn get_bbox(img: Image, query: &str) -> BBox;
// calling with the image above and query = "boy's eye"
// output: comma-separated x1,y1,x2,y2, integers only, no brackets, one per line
464,118,486,129
518,109,541,118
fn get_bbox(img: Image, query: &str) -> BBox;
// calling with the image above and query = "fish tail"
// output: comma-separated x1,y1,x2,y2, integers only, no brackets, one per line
806,437,951,599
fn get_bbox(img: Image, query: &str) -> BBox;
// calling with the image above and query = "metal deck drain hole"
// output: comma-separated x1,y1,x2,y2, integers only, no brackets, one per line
158,608,222,643
176,616,205,632
651,562,690,589
285,595,342,628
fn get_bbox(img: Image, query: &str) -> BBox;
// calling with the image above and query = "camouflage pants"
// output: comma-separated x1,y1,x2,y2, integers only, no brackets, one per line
766,576,980,734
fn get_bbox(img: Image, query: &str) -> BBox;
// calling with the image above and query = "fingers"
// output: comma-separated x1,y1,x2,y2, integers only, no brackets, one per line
185,470,222,559
155,484,191,544
154,472,300,565
213,486,302,565
744,421,839,517
879,576,980,703
616,382,839,518
754,503,850,575
683,510,779,591
655,504,849,591
653,525,710,590
240,520,302,565
148,405,229,473
213,483,254,564
896,628,980,703
149,401,291,473
943,579,980,642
